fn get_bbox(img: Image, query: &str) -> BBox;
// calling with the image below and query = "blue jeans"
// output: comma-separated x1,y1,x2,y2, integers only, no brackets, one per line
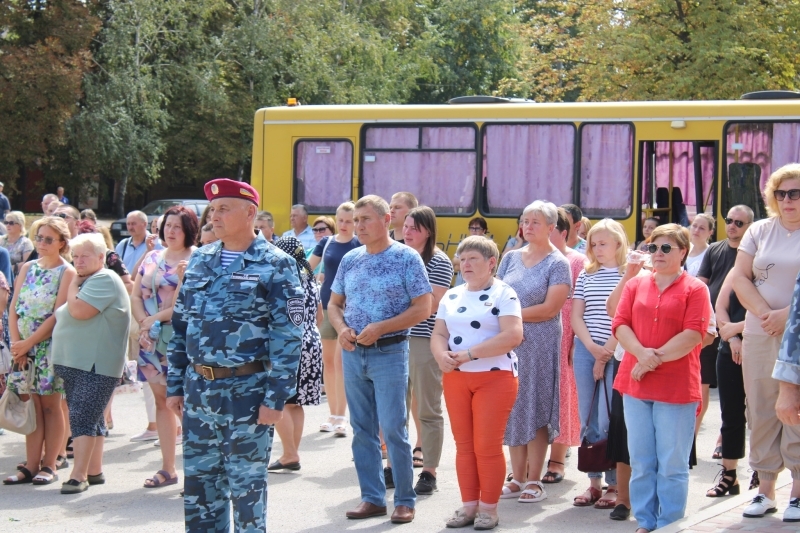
573,337,616,485
624,395,697,531
343,340,415,509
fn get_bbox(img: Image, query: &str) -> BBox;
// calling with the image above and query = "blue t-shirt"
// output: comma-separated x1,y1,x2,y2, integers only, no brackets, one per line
313,235,361,309
331,241,431,338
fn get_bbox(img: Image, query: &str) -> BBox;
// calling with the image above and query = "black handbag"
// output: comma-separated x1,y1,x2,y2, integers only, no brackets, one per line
577,377,616,473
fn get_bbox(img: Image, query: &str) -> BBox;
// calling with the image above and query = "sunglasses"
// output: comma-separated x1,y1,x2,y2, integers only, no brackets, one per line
54,213,74,220
4,220,17,226
646,243,675,254
724,218,748,228
312,227,331,233
35,235,58,245
774,189,800,201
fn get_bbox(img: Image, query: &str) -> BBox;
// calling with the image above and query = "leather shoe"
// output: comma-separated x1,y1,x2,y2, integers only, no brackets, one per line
346,501,387,519
391,505,415,524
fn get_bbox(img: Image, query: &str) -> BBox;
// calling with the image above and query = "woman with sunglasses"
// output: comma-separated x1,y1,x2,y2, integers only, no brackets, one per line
4,217,75,486
729,163,800,521
612,223,712,532
310,216,335,278
0,211,34,277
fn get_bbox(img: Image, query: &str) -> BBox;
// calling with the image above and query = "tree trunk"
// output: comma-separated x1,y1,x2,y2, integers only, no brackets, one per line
114,173,128,218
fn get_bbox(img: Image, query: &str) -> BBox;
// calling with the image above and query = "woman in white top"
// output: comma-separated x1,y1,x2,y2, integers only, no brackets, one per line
685,213,715,277
730,163,800,520
432,236,523,530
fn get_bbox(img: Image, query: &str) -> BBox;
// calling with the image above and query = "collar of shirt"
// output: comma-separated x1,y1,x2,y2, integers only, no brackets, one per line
199,232,272,274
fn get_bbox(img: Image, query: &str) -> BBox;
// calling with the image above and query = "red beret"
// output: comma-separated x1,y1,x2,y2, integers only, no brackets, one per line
204,178,259,205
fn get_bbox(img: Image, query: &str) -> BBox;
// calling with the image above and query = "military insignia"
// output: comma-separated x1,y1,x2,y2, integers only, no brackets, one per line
240,187,255,197
231,273,260,282
287,297,304,326
211,183,219,195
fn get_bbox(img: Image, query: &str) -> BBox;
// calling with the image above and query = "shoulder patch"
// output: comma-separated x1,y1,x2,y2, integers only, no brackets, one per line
287,297,304,327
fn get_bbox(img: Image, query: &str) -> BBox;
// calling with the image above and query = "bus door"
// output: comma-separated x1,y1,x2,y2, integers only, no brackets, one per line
638,140,717,242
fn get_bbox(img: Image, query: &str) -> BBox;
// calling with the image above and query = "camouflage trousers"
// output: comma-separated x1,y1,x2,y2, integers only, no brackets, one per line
183,366,274,533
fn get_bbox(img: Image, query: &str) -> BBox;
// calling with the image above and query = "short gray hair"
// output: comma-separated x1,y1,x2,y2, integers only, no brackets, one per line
522,200,558,226
456,235,500,265
730,204,755,223
70,233,108,256
5,211,25,227
291,204,308,216
127,210,148,225
355,195,389,217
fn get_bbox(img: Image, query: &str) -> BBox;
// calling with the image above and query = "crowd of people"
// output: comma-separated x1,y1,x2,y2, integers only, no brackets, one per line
0,165,800,533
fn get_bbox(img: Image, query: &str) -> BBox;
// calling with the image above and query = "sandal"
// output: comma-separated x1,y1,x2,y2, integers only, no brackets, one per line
706,468,739,497
87,473,106,485
712,446,722,460
55,455,69,470
412,447,424,468
542,460,564,484
573,486,602,507
594,488,617,509
61,478,89,494
4,466,34,485
319,416,339,432
144,470,179,488
333,419,348,437
500,479,523,499
32,466,59,485
518,480,547,503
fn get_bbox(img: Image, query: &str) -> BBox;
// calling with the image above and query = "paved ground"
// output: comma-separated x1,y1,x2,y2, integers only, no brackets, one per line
0,386,796,532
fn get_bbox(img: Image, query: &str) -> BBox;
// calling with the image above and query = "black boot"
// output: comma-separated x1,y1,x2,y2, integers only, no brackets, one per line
707,468,739,497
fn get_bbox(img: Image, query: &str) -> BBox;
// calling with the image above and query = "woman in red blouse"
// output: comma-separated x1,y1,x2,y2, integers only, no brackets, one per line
611,224,711,533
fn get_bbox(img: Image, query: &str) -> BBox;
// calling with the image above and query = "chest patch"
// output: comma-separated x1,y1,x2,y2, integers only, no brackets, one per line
287,297,304,327
231,273,260,282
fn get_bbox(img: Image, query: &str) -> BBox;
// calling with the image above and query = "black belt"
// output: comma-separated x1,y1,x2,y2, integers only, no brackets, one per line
193,361,265,381
355,335,408,349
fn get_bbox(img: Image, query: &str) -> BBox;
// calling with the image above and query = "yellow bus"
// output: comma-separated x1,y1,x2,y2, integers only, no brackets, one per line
251,92,800,254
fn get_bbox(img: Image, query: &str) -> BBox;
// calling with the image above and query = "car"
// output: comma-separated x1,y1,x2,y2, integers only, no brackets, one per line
110,199,209,243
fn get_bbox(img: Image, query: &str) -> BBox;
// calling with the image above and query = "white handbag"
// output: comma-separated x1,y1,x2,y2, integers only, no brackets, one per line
0,340,11,375
0,364,37,435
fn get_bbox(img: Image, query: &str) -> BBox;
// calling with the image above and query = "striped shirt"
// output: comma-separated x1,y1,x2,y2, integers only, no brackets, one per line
220,250,244,270
573,266,623,344
410,250,454,338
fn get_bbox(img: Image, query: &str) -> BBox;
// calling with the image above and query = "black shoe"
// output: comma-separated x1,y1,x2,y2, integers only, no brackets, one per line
609,504,630,521
384,467,394,489
414,471,437,495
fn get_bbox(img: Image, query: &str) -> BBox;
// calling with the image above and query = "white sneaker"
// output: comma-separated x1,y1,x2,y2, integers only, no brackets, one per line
784,498,800,522
743,494,778,518
130,429,159,442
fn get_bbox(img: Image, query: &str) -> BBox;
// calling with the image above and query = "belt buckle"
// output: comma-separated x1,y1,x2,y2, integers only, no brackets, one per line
201,366,216,380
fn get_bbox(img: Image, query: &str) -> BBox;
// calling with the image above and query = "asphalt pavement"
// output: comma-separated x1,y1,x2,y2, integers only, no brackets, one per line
0,385,747,532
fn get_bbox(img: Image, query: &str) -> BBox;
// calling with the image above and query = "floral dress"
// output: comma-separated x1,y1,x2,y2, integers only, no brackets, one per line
0,235,34,275
137,250,179,382
7,262,67,395
0,272,11,396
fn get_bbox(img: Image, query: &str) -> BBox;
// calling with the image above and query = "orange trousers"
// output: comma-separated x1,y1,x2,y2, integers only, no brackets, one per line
443,370,518,504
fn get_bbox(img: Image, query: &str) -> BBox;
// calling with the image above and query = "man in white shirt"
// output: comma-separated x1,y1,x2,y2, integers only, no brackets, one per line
282,204,316,251
115,210,162,272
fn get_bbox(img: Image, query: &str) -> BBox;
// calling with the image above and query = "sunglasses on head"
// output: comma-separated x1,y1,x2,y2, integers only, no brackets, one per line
35,235,57,245
312,226,330,233
646,243,675,254
724,218,748,228
774,189,800,201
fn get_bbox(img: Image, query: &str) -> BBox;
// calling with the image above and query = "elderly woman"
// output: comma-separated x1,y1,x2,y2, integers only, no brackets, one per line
498,201,571,504
432,236,523,530
3,217,74,486
729,163,800,520
52,233,131,493
268,237,322,472
612,223,711,533
1,210,34,276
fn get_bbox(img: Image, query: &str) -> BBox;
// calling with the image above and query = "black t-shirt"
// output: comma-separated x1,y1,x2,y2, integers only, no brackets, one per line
696,239,738,310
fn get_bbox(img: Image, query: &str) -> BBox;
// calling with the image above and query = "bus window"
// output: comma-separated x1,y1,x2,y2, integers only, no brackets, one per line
579,123,633,219
294,140,353,213
361,125,477,215
483,124,575,215
725,122,800,220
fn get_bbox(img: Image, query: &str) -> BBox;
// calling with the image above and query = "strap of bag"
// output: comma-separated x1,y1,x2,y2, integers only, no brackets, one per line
583,375,612,430
321,235,334,261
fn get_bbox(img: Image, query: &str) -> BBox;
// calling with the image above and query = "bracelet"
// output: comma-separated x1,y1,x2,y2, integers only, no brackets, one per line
467,348,475,361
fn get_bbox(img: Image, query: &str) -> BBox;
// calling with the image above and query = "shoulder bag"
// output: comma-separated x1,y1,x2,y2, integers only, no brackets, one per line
577,376,616,473
0,363,37,435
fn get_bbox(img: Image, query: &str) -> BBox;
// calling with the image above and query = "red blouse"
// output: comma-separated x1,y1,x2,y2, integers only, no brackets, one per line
612,272,711,404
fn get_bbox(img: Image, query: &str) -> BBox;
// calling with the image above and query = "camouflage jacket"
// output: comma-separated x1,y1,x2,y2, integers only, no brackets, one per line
774,271,800,385
166,233,304,410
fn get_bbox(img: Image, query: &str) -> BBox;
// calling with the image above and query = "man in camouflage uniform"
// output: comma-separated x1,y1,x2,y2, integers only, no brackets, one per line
775,270,800,426
166,178,303,533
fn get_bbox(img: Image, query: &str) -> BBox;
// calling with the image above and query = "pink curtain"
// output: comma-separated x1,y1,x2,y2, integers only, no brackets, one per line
773,123,800,171
648,142,715,210
484,124,575,212
365,128,419,149
421,127,475,149
580,124,633,217
726,124,772,190
295,141,353,210
362,152,476,212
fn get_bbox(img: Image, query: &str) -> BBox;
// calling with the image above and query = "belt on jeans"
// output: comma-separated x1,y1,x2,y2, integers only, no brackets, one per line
355,335,408,349
193,361,265,381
